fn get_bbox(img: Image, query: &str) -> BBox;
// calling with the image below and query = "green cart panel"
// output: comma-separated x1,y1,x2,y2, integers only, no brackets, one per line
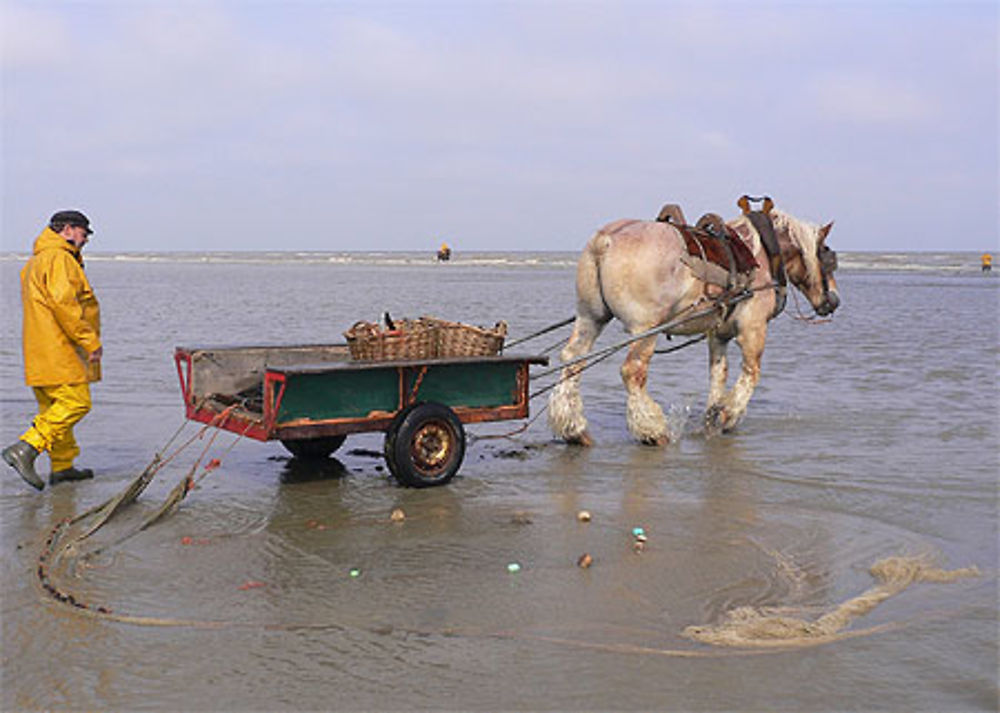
278,368,399,422
408,361,520,409
276,360,523,424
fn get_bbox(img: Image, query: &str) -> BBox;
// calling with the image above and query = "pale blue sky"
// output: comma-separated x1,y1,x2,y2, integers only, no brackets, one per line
2,0,997,252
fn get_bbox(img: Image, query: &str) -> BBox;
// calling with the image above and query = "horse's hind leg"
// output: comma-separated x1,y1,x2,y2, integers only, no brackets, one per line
622,334,669,445
549,315,605,445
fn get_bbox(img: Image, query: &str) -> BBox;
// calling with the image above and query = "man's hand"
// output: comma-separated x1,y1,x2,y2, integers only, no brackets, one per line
88,346,103,363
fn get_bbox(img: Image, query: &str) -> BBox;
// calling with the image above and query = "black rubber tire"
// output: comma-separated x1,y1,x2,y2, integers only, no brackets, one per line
388,402,465,488
280,435,347,459
383,430,397,477
383,404,419,479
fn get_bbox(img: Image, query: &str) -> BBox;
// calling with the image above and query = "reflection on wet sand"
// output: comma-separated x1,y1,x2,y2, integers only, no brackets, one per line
277,455,350,485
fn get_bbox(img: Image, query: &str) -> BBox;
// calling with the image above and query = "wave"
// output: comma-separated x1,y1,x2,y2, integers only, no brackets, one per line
838,252,993,274
0,250,991,274
0,250,580,268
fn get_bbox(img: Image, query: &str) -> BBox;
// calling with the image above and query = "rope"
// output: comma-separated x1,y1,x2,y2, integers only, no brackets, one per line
538,335,570,356
530,292,751,382
654,334,706,355
467,402,550,442
473,300,739,441
529,341,624,400
503,316,575,350
470,331,630,440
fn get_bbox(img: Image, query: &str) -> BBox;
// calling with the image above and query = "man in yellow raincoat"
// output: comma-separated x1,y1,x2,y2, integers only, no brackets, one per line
3,210,102,490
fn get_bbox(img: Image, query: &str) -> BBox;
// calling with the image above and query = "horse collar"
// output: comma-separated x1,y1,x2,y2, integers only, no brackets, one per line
745,210,787,319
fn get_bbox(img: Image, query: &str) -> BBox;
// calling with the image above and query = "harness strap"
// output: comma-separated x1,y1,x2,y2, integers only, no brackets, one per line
694,213,740,288
743,208,786,319
719,228,737,287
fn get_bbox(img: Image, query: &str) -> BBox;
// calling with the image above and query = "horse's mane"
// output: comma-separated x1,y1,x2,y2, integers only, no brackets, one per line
769,209,819,245
768,208,822,270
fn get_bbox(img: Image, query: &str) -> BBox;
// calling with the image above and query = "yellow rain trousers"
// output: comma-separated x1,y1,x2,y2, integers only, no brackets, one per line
21,384,92,471
17,227,101,471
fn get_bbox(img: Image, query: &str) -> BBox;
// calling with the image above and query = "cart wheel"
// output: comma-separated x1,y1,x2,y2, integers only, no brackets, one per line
383,404,418,479
281,435,347,459
388,403,465,488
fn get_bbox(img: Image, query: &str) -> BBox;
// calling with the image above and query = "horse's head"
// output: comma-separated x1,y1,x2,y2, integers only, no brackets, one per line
771,210,841,316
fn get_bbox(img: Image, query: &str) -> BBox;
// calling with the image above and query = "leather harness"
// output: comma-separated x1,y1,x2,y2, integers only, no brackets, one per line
657,196,790,320
738,195,787,319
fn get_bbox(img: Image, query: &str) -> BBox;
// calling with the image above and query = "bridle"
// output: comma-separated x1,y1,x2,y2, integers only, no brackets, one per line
818,242,838,296
738,194,839,318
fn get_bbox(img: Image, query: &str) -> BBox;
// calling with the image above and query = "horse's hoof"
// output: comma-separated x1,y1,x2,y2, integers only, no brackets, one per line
564,430,594,447
721,418,742,434
704,405,727,435
639,433,670,447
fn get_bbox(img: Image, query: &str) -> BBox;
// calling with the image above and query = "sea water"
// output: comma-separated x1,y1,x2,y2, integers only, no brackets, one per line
1,251,997,711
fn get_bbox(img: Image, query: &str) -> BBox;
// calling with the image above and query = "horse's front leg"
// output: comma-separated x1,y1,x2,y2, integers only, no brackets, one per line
726,329,765,430
549,317,604,445
705,332,729,433
708,326,765,433
622,335,669,445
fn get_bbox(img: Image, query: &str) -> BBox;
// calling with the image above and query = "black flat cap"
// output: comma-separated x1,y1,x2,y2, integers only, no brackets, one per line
50,210,93,235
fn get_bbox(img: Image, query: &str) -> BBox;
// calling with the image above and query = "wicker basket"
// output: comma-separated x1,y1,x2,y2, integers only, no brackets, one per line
345,316,507,361
344,319,438,361
433,318,507,358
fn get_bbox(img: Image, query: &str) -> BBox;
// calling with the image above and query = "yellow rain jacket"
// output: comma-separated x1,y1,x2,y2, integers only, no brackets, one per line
20,228,102,386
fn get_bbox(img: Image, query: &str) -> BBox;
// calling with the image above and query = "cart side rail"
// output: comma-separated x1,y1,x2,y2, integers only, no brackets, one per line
174,347,275,442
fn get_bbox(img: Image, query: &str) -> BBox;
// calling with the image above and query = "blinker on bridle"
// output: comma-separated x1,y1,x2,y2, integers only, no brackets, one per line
819,244,838,276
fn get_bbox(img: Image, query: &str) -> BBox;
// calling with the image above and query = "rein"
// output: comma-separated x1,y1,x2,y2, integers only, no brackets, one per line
789,285,834,324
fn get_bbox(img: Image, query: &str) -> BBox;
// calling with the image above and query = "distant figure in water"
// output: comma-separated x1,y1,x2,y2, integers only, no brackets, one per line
437,242,451,262
982,253,992,272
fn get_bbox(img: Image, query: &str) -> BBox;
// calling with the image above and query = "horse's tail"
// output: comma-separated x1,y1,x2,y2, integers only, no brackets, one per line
588,228,615,257
548,229,616,445
577,230,614,323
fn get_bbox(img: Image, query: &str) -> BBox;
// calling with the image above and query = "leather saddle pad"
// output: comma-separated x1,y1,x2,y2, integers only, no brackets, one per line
677,222,758,276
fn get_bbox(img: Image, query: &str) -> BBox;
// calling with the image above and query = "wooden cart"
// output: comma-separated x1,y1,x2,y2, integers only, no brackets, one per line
174,344,547,487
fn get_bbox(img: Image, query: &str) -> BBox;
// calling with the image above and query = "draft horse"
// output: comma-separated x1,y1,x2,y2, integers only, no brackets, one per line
549,197,840,445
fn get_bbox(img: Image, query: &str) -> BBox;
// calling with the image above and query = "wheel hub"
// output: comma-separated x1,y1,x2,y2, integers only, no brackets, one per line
410,422,451,472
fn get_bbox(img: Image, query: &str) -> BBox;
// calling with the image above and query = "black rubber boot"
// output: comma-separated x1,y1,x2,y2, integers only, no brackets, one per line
2,440,44,491
50,466,95,486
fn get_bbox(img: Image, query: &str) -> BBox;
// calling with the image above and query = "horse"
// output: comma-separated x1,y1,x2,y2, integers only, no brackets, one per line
548,200,840,446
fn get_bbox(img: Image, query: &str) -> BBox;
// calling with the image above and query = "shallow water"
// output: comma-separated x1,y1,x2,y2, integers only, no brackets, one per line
1,251,997,711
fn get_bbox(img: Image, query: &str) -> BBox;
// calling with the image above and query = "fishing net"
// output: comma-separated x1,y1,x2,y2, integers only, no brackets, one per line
682,554,980,648
38,406,245,618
